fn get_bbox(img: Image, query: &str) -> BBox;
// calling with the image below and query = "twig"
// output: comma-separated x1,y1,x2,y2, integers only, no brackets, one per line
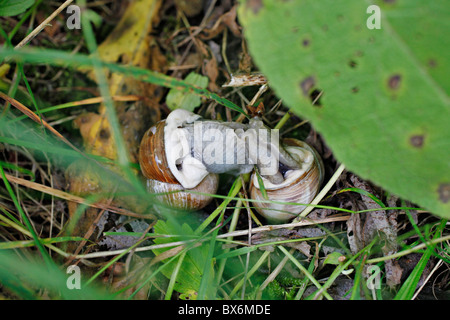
412,259,443,300
0,92,83,154
1,173,154,220
295,163,346,220
366,234,450,264
15,0,75,49
71,214,351,260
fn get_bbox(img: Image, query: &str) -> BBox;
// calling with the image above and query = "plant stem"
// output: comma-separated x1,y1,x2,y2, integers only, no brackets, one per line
296,163,346,220
366,233,450,264
15,0,74,49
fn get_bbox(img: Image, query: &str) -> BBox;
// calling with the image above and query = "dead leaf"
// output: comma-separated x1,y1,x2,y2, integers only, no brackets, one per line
251,229,312,257
175,0,204,17
81,0,165,163
345,174,401,287
74,112,117,160
200,5,241,40
203,55,219,92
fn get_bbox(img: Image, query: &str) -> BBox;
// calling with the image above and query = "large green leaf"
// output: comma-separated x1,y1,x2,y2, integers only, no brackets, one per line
166,72,209,111
0,0,35,17
238,0,450,218
152,219,214,299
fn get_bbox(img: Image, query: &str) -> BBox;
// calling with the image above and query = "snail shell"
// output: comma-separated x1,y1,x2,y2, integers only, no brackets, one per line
146,173,219,211
249,138,324,222
139,110,218,211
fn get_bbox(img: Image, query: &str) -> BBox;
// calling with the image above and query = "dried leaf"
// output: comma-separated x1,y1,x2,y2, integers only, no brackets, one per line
81,0,165,162
200,5,241,40
346,175,401,288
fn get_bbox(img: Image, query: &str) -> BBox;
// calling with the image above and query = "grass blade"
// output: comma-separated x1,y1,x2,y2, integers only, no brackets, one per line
394,220,446,300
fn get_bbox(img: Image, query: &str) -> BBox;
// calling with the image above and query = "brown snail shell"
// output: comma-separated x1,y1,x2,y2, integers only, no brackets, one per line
249,138,324,222
139,110,218,211
139,120,177,184
146,173,219,211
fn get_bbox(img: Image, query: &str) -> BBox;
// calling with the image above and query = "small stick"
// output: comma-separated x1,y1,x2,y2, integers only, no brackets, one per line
1,173,153,220
295,163,346,220
15,0,75,49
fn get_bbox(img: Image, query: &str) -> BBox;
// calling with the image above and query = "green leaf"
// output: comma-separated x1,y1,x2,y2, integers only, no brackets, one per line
152,219,213,298
0,0,35,17
394,250,431,300
394,219,446,300
323,252,345,266
238,0,450,218
338,188,386,208
166,72,209,111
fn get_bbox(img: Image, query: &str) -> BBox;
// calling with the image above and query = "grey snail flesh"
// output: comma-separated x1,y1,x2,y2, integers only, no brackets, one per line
165,110,302,185
145,110,323,218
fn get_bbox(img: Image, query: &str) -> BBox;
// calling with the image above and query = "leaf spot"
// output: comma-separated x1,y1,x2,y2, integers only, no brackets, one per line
409,135,424,148
428,59,437,68
348,60,357,69
438,183,450,203
300,76,315,96
99,129,110,140
246,0,263,14
388,74,402,90
302,38,310,47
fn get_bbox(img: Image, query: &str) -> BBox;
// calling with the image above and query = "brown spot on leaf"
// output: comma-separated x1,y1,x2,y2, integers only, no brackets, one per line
246,0,263,14
302,38,310,47
438,183,450,203
428,59,437,68
108,17,134,42
388,74,402,90
300,76,315,96
352,87,359,93
99,129,110,140
348,60,357,68
410,135,424,148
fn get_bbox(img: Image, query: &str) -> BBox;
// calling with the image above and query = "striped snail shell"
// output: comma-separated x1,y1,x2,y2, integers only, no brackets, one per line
249,138,324,222
139,110,218,211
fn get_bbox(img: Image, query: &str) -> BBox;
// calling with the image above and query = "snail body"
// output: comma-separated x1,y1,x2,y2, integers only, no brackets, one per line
139,110,218,211
249,139,324,222
139,109,324,218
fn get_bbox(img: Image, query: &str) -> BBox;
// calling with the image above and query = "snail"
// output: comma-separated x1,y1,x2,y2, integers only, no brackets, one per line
139,110,219,210
139,109,324,218
249,138,324,222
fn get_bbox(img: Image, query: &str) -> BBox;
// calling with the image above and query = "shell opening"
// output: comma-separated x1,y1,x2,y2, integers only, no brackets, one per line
252,146,314,190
